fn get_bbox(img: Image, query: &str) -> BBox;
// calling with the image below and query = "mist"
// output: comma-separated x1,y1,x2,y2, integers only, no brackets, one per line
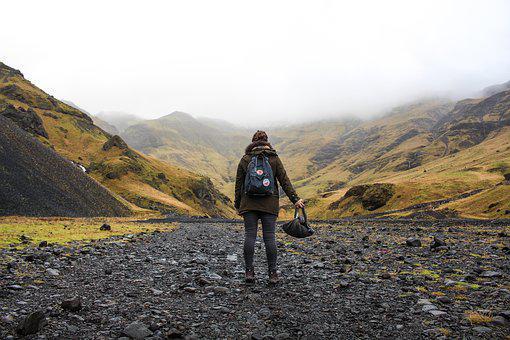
2,0,510,125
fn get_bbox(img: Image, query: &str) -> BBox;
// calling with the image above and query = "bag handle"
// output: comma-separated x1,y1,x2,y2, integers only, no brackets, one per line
294,207,308,223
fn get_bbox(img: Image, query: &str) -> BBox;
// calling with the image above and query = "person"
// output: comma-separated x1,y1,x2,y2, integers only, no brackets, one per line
234,130,304,284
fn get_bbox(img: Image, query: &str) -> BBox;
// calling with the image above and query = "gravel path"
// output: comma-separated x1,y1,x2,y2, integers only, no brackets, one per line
1,221,509,339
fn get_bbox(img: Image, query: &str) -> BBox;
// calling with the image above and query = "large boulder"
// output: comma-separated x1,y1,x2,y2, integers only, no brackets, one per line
16,310,46,336
360,183,395,210
343,183,395,211
344,184,371,198
102,135,129,151
333,183,396,212
0,104,48,138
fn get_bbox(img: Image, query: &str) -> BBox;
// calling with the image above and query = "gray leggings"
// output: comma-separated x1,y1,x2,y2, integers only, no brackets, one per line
243,211,278,272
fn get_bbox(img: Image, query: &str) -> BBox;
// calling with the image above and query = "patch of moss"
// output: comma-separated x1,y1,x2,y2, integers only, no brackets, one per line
0,217,176,248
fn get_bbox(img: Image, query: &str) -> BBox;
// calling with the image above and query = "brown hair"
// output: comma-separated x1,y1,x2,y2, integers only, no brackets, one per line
252,130,268,142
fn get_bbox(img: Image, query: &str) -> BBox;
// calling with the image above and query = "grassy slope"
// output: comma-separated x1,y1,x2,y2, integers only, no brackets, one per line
269,119,360,182
0,63,234,217
295,99,454,193
48,58,507,220
0,217,176,248
122,112,250,196
122,115,360,199
119,95,508,219
305,99,510,219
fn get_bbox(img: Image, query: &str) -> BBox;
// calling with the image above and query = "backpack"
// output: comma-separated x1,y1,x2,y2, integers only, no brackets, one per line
244,154,275,196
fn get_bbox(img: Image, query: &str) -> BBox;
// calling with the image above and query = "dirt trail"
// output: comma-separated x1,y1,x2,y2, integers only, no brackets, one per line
1,221,509,339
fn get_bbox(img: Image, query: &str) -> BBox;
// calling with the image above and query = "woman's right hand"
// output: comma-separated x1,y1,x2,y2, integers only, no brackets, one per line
295,199,305,209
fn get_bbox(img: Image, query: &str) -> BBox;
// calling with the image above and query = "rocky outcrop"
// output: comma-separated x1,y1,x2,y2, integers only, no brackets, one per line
102,135,129,151
345,183,396,211
0,104,48,138
189,177,232,207
433,90,510,154
0,62,24,78
394,151,422,171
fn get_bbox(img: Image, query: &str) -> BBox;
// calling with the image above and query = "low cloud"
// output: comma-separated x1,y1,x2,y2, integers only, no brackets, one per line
2,0,510,125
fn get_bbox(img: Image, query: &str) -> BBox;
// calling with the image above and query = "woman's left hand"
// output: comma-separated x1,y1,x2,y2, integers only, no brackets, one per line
295,199,305,209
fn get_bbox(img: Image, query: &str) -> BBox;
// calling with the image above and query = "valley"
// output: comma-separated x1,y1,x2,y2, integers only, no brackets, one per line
1,59,509,220
114,92,510,220
1,3,509,340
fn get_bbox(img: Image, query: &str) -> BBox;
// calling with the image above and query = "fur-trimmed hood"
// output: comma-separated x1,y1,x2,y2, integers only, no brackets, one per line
244,140,276,155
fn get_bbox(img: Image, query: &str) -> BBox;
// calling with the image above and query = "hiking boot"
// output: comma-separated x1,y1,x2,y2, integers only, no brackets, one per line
268,270,279,284
245,269,255,284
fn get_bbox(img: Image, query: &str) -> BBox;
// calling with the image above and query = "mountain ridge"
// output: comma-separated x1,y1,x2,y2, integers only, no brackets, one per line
118,89,509,219
0,61,234,217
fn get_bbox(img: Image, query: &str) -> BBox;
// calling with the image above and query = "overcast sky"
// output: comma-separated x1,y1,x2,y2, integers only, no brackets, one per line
2,0,510,125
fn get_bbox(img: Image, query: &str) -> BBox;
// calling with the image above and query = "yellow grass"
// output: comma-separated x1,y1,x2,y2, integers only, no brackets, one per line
0,216,176,248
465,311,494,324
118,177,200,215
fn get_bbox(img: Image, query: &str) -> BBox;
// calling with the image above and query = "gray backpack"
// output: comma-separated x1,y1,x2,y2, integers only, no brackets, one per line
244,155,275,196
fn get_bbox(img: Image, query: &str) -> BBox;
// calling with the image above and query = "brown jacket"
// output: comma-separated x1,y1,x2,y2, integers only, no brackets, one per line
234,141,300,216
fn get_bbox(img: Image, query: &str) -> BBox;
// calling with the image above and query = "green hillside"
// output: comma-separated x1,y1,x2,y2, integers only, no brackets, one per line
304,94,510,219
122,112,250,195
0,62,234,218
116,90,510,219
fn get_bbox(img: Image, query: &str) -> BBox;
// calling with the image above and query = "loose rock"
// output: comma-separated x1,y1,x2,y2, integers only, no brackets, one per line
16,310,46,336
123,321,153,339
46,268,60,276
100,223,111,231
406,237,421,247
61,297,82,312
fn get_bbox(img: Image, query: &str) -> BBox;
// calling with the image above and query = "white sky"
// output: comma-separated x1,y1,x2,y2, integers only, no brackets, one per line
2,0,510,124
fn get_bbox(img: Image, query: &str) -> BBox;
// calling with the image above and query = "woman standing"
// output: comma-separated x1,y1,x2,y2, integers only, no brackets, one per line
234,130,304,284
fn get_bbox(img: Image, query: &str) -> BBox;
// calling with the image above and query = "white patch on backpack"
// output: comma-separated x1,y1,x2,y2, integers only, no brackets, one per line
262,179,270,186
256,169,264,175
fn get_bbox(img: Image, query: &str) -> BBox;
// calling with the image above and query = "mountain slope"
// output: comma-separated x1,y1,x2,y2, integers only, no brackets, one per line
96,111,143,133
117,92,509,218
122,112,250,195
120,93,509,219
63,100,120,135
0,62,234,217
275,99,455,198
269,119,361,183
306,93,510,219
0,115,131,217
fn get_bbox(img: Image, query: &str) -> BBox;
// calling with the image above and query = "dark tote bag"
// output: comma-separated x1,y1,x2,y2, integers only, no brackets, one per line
281,207,315,238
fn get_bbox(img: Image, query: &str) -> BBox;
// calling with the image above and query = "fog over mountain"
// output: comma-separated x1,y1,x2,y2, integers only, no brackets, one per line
2,0,510,125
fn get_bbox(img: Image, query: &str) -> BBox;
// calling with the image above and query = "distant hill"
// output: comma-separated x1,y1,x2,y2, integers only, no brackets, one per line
62,100,119,135
0,115,131,217
122,111,250,194
120,91,509,219
298,99,455,193
0,62,234,217
480,80,510,97
96,111,143,133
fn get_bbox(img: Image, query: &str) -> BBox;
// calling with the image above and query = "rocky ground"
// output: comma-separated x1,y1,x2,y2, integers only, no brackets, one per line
1,220,509,339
